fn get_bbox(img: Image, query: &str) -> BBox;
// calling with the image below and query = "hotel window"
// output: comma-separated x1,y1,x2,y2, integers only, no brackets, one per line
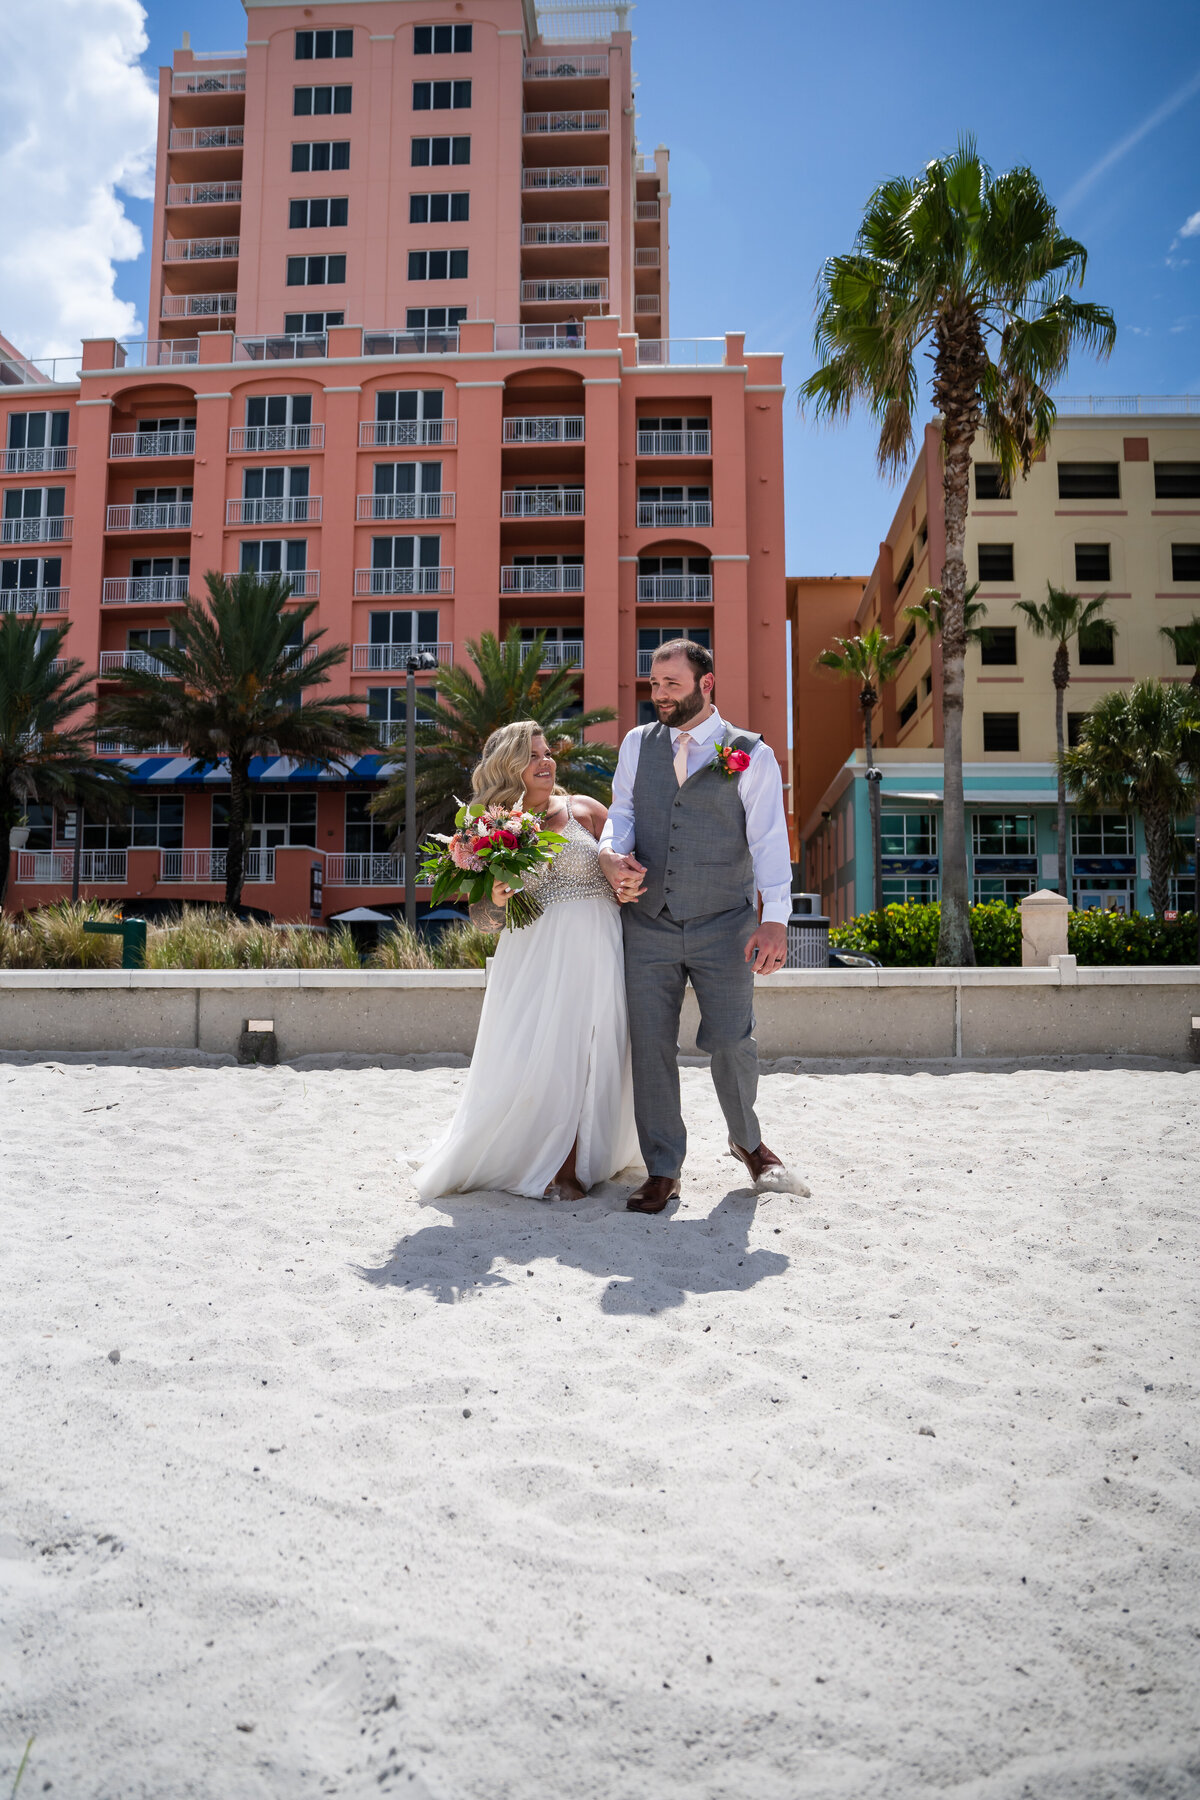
2,488,66,533
1072,813,1133,857
638,626,709,654
411,135,470,166
407,248,468,281
127,795,185,850
368,686,436,739
405,307,466,334
5,410,70,471
59,812,130,851
22,803,54,852
370,536,443,592
243,466,310,501
286,254,345,285
1171,543,1200,582
409,192,470,223
369,609,440,650
1,556,62,597
292,140,350,172
130,556,189,581
213,792,318,850
899,622,916,650
374,389,443,439
881,813,937,858
1067,711,1088,747
239,540,308,575
974,873,1036,905
894,547,914,592
897,690,918,728
973,463,1010,500
977,543,1014,583
412,80,472,110
1074,542,1111,583
1154,462,1200,499
982,712,1020,752
283,311,344,333
293,85,351,116
289,197,348,228
1057,462,1119,500
295,28,353,58
345,792,395,856
245,393,312,433
973,813,1036,858
922,671,933,698
414,23,472,52
979,626,1017,666
370,463,442,516
1078,622,1115,666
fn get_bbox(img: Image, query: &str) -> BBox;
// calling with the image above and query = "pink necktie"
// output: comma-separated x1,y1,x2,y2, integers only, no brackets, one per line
673,730,693,787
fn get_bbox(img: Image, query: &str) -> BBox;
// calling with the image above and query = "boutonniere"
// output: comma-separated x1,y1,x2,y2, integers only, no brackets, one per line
713,740,752,780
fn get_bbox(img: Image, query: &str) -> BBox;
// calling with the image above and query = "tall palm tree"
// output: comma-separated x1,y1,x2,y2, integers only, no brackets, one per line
1061,680,1197,918
1015,584,1116,899
799,140,1116,964
0,613,126,903
96,571,376,909
371,627,617,838
1161,618,1200,930
817,625,912,912
903,582,988,644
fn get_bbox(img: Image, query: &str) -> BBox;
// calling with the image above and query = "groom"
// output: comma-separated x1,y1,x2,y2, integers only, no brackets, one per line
598,640,804,1214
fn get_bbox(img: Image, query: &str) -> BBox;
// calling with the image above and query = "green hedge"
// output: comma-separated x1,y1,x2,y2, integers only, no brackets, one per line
829,901,1199,966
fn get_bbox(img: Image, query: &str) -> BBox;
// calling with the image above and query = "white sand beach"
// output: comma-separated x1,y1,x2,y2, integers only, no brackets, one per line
2,1054,1198,1799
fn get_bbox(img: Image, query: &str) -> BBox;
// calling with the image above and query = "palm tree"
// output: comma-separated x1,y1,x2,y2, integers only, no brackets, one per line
371,627,617,838
1162,618,1200,928
1061,680,1197,918
96,570,376,910
0,613,127,902
817,625,912,912
1015,584,1116,899
903,582,988,644
799,140,1116,964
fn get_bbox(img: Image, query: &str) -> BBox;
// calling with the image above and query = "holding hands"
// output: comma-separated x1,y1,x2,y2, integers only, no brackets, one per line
598,849,647,905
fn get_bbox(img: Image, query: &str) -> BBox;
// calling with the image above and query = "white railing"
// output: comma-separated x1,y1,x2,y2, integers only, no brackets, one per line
501,564,583,593
352,642,453,671
523,110,609,133
635,199,660,221
0,354,81,386
521,220,609,245
502,487,584,517
99,650,172,675
0,516,72,544
159,849,275,884
495,323,587,351
171,69,246,94
637,429,711,455
637,500,711,528
634,247,660,267
161,293,238,318
234,333,325,362
230,423,324,453
325,853,404,886
359,419,456,448
163,236,239,261
634,152,656,174
638,573,712,602
117,339,200,369
2,446,75,474
521,165,608,190
106,502,192,531
166,181,242,205
523,54,608,77
636,339,726,367
535,2,632,40
226,496,322,525
169,125,244,150
0,586,68,613
110,430,196,459
223,569,320,597
502,414,584,444
354,567,454,596
521,277,608,303
1051,395,1200,416
634,293,661,313
535,640,583,668
95,740,182,755
16,850,128,884
363,327,461,356
357,492,455,521
102,575,190,604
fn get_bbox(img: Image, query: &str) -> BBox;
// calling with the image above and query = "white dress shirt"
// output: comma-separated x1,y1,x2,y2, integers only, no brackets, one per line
598,708,793,925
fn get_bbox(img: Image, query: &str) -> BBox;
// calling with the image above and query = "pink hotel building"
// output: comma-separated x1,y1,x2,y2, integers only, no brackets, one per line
1,0,787,921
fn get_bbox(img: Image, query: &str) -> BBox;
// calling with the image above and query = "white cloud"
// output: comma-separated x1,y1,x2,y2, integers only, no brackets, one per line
1060,65,1200,215
0,0,157,357
1171,209,1200,251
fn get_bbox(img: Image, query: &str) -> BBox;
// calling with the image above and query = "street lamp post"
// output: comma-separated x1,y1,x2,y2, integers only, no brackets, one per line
404,649,438,932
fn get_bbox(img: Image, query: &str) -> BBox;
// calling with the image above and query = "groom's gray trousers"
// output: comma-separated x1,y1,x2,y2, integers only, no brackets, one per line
623,900,762,1177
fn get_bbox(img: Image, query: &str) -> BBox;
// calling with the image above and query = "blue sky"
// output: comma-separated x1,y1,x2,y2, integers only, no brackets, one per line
95,0,1200,573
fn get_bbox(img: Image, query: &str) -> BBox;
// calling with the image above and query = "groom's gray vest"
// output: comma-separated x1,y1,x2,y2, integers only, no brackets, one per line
630,721,761,921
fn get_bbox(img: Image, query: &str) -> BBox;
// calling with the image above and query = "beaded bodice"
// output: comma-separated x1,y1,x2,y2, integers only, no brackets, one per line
525,806,615,910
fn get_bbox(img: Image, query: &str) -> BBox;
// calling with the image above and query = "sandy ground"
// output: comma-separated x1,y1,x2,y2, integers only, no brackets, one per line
1,1053,1198,1800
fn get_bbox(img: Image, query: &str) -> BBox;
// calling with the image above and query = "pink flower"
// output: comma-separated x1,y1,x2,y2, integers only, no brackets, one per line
726,749,751,772
449,834,479,870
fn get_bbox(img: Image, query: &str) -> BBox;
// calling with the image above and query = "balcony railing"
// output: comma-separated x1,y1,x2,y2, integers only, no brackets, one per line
163,237,240,261
325,853,404,886
637,429,711,455
638,573,713,602
635,200,660,221
0,586,68,613
224,569,320,597
2,446,75,474
634,153,656,175
226,496,322,525
352,642,453,671
502,487,584,517
118,339,200,369
523,54,608,77
0,353,82,385
107,502,192,532
16,850,128,884
634,247,660,267
636,339,726,367
111,429,196,459
161,293,238,318
354,567,454,596
159,849,274,884
359,419,456,448
168,125,245,151
520,278,608,304
230,423,325,453
495,323,587,351
357,492,455,521
95,740,182,755
99,650,172,675
634,293,661,314
521,165,608,190
520,221,609,246
102,576,190,605
502,415,584,444
234,333,325,361
533,640,583,668
166,181,243,206
1,516,72,544
523,110,609,133
501,565,583,593
637,500,711,528
363,327,460,356
171,69,246,94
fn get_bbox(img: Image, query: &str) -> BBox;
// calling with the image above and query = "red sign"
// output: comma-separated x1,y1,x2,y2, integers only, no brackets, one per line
1164,910,1179,922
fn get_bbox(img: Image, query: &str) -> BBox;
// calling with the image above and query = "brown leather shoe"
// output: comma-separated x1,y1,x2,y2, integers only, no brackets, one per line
728,1137,810,1196
625,1175,680,1215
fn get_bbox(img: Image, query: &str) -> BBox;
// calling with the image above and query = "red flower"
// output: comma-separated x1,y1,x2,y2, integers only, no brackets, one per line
726,749,751,772
494,829,519,849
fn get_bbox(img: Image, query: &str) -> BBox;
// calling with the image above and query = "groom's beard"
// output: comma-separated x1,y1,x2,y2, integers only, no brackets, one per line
655,682,707,730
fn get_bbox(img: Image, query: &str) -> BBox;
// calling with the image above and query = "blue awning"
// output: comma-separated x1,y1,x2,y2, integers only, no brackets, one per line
114,754,401,784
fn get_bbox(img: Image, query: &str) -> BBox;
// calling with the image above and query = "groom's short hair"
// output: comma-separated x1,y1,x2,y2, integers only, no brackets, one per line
651,638,714,683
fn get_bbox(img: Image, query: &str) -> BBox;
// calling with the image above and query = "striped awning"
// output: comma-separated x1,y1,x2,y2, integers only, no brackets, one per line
114,754,402,783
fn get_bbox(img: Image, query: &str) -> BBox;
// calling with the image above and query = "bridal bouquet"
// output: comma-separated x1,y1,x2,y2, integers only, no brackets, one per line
419,800,569,929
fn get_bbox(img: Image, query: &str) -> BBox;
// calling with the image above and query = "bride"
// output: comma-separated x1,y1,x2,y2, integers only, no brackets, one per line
412,721,637,1203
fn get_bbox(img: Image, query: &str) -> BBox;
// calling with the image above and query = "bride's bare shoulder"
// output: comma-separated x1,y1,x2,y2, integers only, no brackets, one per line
565,793,607,839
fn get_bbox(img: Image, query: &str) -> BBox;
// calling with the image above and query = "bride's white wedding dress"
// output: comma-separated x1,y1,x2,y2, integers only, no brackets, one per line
412,800,637,1200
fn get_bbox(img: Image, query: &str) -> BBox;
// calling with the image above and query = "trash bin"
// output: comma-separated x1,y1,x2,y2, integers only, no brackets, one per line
785,892,829,969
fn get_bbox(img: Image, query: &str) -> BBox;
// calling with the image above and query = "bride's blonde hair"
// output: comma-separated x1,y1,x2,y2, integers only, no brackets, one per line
472,720,566,810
